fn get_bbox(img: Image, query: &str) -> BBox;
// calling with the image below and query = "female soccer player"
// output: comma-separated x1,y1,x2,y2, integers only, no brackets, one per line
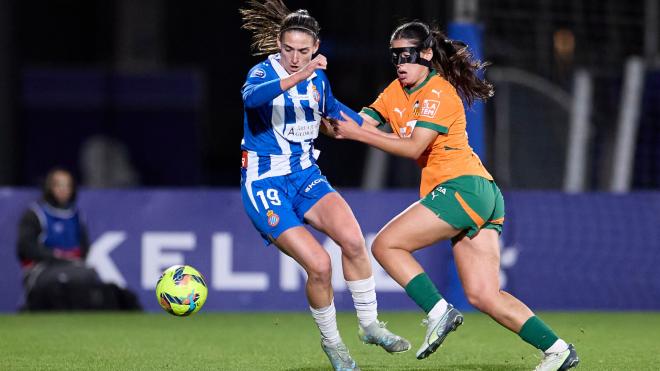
239,2,409,370
332,21,579,371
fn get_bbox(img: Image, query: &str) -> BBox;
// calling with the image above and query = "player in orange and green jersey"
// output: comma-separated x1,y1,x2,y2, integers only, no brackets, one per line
332,21,578,371
362,65,493,199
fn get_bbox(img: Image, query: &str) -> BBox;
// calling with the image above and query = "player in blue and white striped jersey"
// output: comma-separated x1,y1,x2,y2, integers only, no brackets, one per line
241,50,362,198
239,2,410,370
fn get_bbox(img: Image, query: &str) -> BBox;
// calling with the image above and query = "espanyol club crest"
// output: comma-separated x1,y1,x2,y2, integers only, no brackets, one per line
266,210,280,227
311,85,320,102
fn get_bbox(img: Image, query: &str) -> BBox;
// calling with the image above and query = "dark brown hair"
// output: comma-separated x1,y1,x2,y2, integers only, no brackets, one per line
391,21,494,105
240,0,320,56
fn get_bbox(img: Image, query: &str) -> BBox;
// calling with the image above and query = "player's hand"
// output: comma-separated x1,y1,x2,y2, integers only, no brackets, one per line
320,117,339,138
297,54,327,81
333,111,363,140
320,117,338,138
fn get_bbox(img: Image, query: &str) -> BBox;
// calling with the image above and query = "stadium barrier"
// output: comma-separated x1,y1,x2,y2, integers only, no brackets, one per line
1,189,658,312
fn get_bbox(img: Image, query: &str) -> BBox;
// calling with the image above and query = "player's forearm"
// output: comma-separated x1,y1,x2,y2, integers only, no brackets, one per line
279,72,309,91
353,129,423,159
361,123,398,139
359,112,381,127
327,100,363,125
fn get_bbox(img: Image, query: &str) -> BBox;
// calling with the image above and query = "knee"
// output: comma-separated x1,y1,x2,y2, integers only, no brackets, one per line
371,233,397,264
307,255,332,286
371,235,386,264
464,286,498,314
337,232,366,260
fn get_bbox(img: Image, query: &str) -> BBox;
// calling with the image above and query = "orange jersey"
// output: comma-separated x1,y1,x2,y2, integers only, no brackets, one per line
362,70,492,197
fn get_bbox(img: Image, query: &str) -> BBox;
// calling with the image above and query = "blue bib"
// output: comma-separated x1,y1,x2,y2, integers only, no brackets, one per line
31,202,81,250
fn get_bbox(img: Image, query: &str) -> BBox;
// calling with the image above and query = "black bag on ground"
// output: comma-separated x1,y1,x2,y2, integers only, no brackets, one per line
22,261,142,311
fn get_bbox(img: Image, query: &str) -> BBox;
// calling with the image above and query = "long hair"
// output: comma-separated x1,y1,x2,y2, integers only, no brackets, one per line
391,21,494,106
240,0,320,56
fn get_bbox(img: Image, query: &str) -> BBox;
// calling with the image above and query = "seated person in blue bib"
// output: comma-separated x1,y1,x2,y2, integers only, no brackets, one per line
17,167,97,310
18,168,90,268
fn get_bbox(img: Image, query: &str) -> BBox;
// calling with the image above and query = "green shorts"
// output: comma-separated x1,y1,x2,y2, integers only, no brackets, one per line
420,175,505,239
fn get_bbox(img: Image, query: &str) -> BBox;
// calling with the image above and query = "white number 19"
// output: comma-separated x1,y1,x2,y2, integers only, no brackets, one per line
255,189,281,209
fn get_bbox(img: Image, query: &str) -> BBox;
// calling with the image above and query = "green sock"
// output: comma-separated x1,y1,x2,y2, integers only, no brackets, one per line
518,316,559,351
404,272,443,314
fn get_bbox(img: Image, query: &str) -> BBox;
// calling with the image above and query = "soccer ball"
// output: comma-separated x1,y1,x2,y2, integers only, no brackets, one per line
156,265,208,316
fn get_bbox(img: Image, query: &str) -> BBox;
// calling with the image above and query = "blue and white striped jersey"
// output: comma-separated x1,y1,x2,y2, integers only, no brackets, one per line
241,53,361,181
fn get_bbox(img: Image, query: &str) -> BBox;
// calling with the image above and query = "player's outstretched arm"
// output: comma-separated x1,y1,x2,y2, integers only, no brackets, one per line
358,113,398,138
334,111,437,159
360,113,380,127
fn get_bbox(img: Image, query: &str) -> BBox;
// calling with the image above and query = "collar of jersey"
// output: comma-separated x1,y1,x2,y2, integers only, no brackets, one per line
268,53,317,81
403,69,437,95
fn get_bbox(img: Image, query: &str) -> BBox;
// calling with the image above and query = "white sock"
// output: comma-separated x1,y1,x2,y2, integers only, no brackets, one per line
545,339,569,354
428,299,449,319
310,301,341,346
346,276,378,328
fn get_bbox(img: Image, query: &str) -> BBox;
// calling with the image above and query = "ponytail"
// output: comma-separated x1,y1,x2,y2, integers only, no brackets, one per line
391,21,494,106
240,0,320,56
429,29,493,106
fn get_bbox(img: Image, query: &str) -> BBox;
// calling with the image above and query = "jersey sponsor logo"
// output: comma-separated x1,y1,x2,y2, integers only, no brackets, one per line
399,120,417,138
412,100,420,116
283,122,319,142
287,91,312,100
266,210,280,227
393,107,406,118
250,68,266,79
304,178,327,193
420,99,440,118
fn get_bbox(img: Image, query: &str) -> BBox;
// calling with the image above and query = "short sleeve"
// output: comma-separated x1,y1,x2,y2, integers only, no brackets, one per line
414,88,463,134
360,91,389,125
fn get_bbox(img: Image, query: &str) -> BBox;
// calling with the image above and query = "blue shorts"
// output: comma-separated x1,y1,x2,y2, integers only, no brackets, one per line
241,164,335,245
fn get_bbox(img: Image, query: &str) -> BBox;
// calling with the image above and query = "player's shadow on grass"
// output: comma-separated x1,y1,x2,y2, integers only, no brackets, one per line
288,364,527,371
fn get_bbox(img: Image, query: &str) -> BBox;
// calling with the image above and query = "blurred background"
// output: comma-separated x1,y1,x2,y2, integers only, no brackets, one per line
0,0,659,314
1,0,658,191
2,3,659,369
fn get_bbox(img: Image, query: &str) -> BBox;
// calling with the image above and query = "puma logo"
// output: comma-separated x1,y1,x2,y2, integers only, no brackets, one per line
431,89,441,97
394,107,406,118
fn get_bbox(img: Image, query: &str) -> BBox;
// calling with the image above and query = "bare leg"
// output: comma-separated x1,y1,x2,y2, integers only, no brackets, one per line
452,228,533,332
305,192,372,281
274,226,332,308
306,192,411,353
370,201,460,286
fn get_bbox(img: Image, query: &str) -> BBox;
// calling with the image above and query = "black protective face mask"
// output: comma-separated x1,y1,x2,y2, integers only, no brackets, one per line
390,47,431,67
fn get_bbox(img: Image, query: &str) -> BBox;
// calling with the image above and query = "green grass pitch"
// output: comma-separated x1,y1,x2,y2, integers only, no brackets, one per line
1,311,658,370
